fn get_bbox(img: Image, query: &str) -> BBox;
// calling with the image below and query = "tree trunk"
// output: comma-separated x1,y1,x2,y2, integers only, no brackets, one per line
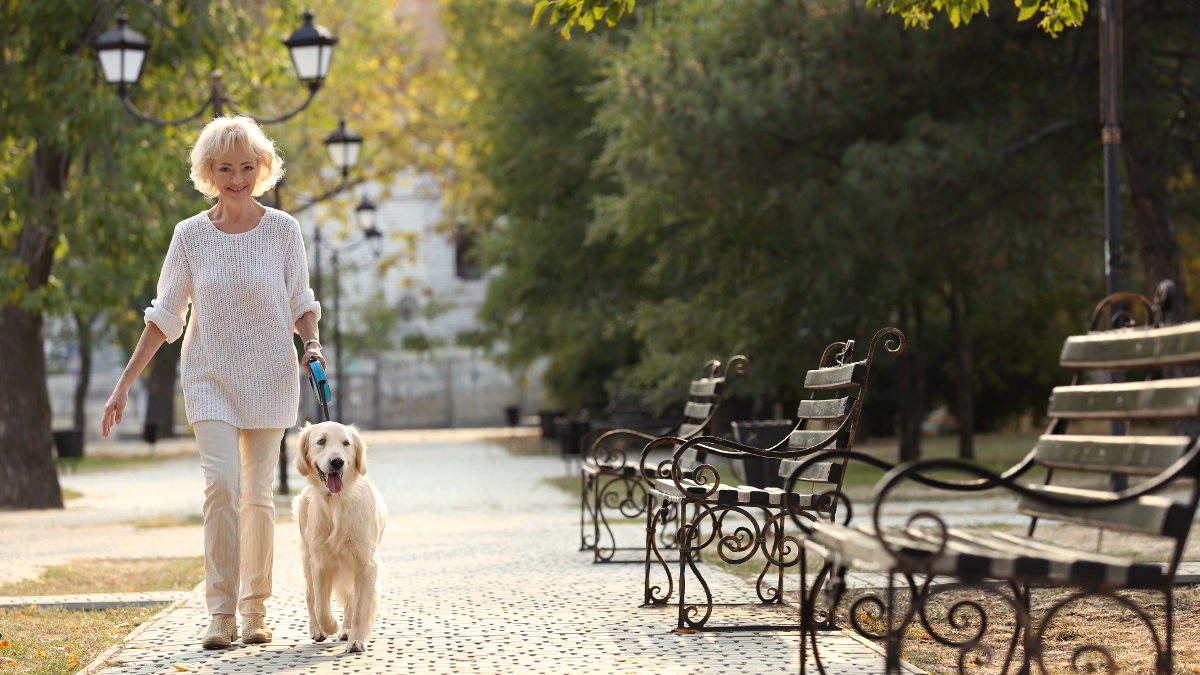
947,284,975,460
144,340,180,439
1124,139,1191,325
897,297,925,463
72,312,94,441
0,143,69,509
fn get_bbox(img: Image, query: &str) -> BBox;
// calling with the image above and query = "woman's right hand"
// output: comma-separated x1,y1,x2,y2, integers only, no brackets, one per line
102,386,129,438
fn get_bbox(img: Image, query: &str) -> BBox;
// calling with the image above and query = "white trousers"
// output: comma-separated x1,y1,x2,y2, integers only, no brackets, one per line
194,421,284,616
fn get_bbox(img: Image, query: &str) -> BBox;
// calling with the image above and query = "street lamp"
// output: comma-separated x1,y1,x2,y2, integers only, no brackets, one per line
328,214,384,423
324,119,364,179
283,11,339,85
94,14,149,93
355,195,377,230
95,10,338,125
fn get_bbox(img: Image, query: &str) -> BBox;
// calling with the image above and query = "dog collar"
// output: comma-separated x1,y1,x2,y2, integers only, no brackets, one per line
316,468,333,497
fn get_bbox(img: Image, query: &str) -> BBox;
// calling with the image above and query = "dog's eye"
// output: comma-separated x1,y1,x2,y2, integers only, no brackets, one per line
343,440,350,446
316,438,326,445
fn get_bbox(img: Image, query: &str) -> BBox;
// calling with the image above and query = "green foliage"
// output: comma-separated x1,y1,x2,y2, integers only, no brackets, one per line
534,0,1086,38
532,0,636,39
401,332,446,351
457,0,1118,430
341,288,400,355
446,0,650,412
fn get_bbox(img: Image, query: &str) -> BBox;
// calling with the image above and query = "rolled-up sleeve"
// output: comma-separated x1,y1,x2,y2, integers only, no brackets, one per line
144,227,192,343
285,220,321,325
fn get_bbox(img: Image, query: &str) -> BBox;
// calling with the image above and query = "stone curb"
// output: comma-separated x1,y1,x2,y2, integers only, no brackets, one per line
70,582,202,675
840,628,928,675
0,592,190,610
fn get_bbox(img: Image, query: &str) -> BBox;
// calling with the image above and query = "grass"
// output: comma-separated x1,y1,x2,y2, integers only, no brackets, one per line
488,435,557,457
56,457,161,475
850,585,1200,674
58,488,82,501
126,514,204,529
543,475,582,495
0,604,163,675
0,558,204,597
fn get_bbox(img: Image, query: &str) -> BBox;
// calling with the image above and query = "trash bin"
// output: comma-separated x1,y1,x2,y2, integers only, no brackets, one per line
53,430,84,460
539,408,566,439
555,417,590,458
731,420,794,488
504,405,521,427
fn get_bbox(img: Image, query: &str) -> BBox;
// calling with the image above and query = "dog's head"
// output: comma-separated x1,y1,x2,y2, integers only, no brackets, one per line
296,421,367,494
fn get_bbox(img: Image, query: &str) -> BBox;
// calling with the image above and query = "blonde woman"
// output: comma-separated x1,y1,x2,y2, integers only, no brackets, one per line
102,115,325,649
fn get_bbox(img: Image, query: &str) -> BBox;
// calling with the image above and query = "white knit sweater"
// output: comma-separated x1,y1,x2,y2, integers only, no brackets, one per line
145,207,320,429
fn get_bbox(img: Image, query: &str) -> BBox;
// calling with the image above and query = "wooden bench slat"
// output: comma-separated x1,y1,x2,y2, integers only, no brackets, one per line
677,422,704,438
689,378,722,396
797,396,856,420
1060,323,1200,369
683,401,713,419
1033,434,1191,475
803,361,867,390
1016,484,1192,538
788,428,848,450
777,459,843,484
1046,378,1200,419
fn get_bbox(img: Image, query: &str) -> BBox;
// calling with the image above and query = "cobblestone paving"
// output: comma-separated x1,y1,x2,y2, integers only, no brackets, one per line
72,439,891,675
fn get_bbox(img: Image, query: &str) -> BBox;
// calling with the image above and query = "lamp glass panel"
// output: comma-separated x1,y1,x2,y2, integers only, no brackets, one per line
357,207,375,229
318,44,334,79
98,49,124,83
122,49,145,84
325,141,355,170
290,45,320,81
342,142,361,170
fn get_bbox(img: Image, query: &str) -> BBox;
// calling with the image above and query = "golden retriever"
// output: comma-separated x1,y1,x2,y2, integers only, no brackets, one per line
293,422,386,653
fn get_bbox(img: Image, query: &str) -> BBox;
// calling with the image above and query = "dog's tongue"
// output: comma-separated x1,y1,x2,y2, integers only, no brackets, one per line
325,472,343,494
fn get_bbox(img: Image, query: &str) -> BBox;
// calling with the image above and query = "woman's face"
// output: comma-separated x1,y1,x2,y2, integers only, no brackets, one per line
211,145,259,202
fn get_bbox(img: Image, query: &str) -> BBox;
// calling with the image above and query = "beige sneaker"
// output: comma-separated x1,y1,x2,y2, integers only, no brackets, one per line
201,616,239,649
241,615,273,644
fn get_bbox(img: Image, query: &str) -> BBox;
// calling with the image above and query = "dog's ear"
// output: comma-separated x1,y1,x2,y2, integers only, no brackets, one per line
350,425,367,476
296,422,314,476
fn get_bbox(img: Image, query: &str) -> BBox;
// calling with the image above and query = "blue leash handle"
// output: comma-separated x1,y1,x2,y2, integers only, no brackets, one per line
307,358,332,422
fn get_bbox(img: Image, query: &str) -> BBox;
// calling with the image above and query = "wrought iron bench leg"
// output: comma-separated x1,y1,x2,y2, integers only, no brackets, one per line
643,495,675,605
580,469,595,552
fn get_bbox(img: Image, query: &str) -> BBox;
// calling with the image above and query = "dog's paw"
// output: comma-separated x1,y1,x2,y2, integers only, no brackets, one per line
309,626,329,643
337,629,350,641
319,616,339,635
344,640,365,654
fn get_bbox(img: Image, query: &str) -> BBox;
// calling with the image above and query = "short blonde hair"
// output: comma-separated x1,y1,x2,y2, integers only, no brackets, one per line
189,115,285,199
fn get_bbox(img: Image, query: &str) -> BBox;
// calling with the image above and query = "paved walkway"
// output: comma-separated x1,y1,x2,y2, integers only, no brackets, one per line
4,435,901,675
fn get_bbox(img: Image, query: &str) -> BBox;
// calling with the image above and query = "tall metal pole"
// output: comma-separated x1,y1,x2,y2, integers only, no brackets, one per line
211,70,223,118
333,250,343,423
1101,0,1127,490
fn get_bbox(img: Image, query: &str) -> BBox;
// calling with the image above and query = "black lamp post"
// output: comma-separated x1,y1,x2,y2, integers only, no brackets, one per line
326,200,383,423
95,10,338,126
1099,0,1128,490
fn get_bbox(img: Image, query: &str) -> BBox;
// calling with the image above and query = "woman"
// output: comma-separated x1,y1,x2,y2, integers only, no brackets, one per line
102,114,325,649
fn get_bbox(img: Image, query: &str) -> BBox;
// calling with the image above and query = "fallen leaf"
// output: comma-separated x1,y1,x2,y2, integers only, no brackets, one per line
173,664,191,672
33,579,43,585
38,652,46,657
454,658,475,662
126,588,136,593
0,657,14,667
672,628,698,634
0,640,9,647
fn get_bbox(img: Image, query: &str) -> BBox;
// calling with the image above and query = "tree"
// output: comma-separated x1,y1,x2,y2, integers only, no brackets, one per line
0,1,267,509
444,0,653,413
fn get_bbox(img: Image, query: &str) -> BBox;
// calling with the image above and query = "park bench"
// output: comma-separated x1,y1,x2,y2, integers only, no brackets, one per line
793,286,1200,675
579,356,748,563
638,328,904,631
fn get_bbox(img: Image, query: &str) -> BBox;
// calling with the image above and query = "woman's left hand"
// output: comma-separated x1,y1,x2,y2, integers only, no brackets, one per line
303,346,326,376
